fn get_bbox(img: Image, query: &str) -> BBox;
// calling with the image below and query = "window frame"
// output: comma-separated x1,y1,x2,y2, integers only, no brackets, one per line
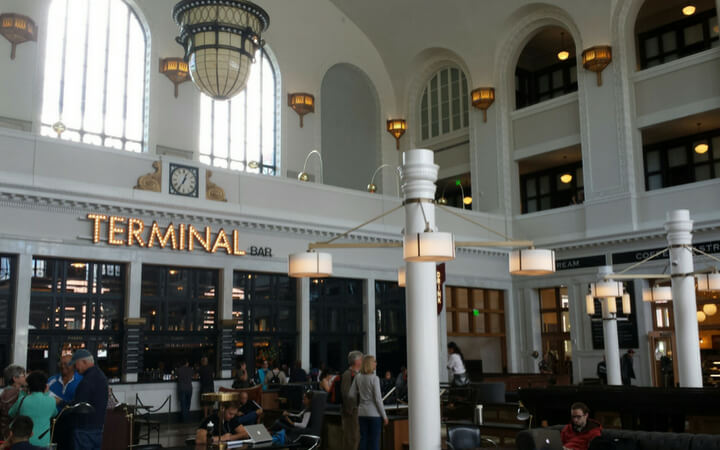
40,0,149,152
520,161,584,214
538,286,571,375
375,280,407,376
419,66,470,144
515,58,578,109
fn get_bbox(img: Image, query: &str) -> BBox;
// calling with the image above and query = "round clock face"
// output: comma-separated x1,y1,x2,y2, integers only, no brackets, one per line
170,166,197,195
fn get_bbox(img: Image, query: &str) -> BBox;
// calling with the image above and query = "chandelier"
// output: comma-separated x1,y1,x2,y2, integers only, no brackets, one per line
173,0,270,100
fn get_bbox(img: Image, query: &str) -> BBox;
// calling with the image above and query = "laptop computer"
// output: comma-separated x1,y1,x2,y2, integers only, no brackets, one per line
531,428,563,450
244,424,273,444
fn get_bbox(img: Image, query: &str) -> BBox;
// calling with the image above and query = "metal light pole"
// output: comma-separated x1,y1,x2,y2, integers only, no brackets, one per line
401,149,442,449
665,209,703,387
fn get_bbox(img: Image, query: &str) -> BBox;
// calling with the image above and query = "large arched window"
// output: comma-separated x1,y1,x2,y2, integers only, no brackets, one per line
199,49,278,174
419,67,469,142
40,0,148,152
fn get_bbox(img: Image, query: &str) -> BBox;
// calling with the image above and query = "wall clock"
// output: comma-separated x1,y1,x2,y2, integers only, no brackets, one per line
169,163,199,197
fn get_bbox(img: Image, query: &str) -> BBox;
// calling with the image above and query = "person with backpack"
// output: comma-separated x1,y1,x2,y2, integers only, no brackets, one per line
9,371,56,448
268,364,287,386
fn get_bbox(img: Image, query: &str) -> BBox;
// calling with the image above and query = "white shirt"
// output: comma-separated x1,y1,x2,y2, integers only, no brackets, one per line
447,353,466,375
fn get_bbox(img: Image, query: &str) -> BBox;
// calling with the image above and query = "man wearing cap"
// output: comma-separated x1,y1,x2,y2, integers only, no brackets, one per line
68,349,108,450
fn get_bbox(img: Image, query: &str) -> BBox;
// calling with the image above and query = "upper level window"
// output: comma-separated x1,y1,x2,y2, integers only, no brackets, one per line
40,0,147,152
637,4,718,70
643,127,720,190
516,27,578,109
199,49,278,174
419,67,469,141
520,161,584,213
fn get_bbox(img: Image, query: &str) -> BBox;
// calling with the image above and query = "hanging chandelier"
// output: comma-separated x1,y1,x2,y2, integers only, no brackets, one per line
173,0,270,100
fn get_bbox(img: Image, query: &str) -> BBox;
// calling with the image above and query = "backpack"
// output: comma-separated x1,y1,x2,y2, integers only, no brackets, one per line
269,371,281,385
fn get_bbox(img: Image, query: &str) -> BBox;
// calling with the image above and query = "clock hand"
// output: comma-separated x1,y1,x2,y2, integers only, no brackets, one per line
180,174,188,186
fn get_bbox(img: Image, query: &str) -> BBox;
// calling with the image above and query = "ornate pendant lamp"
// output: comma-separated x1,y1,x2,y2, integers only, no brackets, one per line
173,0,270,100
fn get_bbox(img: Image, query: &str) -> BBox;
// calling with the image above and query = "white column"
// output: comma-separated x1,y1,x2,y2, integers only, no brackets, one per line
665,209,703,387
601,297,622,386
401,149,441,450
297,278,310,370
363,278,376,357
11,254,32,367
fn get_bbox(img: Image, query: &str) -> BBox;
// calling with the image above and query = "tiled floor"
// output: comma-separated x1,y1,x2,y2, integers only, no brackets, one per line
141,420,196,448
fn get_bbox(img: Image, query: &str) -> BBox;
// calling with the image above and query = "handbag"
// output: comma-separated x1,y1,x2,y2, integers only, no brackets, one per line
453,373,470,386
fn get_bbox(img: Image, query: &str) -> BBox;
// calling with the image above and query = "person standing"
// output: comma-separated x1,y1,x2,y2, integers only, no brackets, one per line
198,356,215,418
69,349,108,450
289,360,307,383
0,365,26,439
349,355,388,450
176,360,194,423
9,371,57,448
341,351,363,450
596,357,607,385
232,360,250,389
447,342,470,386
47,355,83,412
620,349,636,386
256,360,269,391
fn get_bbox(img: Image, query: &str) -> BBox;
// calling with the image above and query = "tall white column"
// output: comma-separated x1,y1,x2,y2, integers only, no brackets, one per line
601,298,622,386
297,278,310,370
363,278,376,357
665,209,703,387
11,254,32,367
401,149,441,450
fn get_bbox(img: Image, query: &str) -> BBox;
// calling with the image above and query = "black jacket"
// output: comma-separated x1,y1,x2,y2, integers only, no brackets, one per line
72,365,109,429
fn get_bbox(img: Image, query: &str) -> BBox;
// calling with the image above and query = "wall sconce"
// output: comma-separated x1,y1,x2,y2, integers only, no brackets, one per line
471,88,495,122
288,93,315,127
367,164,401,196
159,57,190,98
0,13,38,60
582,46,612,86
386,119,406,150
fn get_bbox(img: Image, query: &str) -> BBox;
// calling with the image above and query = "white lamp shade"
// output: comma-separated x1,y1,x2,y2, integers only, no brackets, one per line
606,297,617,314
592,280,623,298
403,232,455,262
622,292,632,315
697,273,720,291
508,249,556,276
642,286,673,302
585,294,595,315
288,252,332,278
703,303,717,316
697,311,707,322
398,267,406,287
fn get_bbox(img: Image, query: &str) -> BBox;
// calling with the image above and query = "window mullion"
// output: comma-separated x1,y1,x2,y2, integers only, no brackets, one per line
121,8,131,149
259,51,264,170
101,0,112,142
58,0,71,119
79,3,92,140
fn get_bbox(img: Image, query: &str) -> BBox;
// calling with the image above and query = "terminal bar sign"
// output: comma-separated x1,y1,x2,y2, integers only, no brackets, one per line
86,213,246,256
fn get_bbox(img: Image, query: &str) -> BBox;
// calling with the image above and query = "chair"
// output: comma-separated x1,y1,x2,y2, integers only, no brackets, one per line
135,393,170,444
447,424,497,449
303,391,327,438
293,434,321,450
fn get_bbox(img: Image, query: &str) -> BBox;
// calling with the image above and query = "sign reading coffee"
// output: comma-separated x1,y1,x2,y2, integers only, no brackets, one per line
86,213,246,255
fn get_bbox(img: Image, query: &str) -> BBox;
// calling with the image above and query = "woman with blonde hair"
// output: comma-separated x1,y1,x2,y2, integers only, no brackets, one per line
349,355,388,450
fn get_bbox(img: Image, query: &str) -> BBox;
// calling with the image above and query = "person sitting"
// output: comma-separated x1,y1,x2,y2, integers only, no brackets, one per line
319,372,334,394
196,403,249,445
9,371,57,448
561,402,602,450
0,416,46,450
270,391,312,441
235,391,263,426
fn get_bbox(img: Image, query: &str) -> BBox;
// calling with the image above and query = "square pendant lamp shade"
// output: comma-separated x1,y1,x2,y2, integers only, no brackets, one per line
586,294,595,315
288,252,332,278
398,267,406,287
643,286,673,302
696,273,720,291
403,232,455,262
509,249,556,275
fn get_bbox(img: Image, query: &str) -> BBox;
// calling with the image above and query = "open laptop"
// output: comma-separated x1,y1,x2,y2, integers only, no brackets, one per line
531,428,563,450
244,424,273,444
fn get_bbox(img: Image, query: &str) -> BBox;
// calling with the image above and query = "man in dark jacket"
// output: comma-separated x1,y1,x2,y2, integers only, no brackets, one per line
341,350,363,450
69,349,108,450
620,349,636,386
561,402,602,450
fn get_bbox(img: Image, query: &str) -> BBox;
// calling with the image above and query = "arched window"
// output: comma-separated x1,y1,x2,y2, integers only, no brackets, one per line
419,67,469,141
40,0,148,152
199,49,278,174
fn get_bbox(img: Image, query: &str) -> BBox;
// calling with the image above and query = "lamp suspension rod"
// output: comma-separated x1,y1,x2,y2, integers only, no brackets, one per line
302,150,324,184
456,240,534,248
316,204,404,246
370,164,402,196
603,273,672,280
436,204,512,241
309,242,402,249
687,245,720,264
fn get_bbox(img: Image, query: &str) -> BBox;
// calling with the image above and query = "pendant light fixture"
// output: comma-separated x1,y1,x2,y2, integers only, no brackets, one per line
509,248,556,275
557,32,570,61
702,303,718,316
288,251,332,278
682,3,697,16
694,123,709,154
560,173,573,184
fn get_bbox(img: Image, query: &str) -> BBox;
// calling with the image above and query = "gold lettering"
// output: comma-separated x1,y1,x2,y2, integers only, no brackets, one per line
179,224,186,250
189,225,211,252
108,216,126,245
87,214,107,243
211,229,233,254
127,218,146,247
232,230,246,255
147,222,178,249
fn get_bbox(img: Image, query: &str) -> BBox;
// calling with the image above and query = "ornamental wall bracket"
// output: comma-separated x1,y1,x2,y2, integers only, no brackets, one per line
206,170,227,202
134,160,161,192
